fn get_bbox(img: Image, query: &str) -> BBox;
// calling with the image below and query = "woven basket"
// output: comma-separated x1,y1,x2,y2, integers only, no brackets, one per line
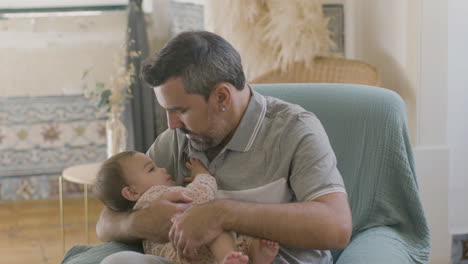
251,57,381,87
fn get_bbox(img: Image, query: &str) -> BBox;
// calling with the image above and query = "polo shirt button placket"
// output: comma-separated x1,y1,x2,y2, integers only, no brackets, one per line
209,163,216,174
213,152,226,173
210,155,222,173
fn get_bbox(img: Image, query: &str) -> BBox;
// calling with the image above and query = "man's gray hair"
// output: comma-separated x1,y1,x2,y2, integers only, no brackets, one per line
141,31,246,100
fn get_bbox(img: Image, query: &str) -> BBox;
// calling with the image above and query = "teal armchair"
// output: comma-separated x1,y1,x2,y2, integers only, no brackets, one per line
254,83,430,263
62,83,430,264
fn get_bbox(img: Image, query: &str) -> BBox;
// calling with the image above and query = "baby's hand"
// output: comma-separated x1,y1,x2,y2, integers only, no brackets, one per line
184,158,209,183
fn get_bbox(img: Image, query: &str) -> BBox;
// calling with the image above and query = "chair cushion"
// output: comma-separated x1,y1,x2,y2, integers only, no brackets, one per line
61,242,143,264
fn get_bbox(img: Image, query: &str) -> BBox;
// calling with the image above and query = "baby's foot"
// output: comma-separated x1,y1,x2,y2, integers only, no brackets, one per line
223,251,249,264
250,239,279,264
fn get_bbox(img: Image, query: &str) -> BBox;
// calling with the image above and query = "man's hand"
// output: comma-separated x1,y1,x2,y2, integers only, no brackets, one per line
136,191,193,243
184,158,210,183
168,201,224,259
96,191,192,243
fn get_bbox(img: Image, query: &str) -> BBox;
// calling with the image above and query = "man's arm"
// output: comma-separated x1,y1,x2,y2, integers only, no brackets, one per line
222,192,352,249
96,191,192,243
169,192,352,256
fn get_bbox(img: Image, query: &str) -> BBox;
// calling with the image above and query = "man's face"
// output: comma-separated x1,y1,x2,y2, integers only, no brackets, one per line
154,77,230,151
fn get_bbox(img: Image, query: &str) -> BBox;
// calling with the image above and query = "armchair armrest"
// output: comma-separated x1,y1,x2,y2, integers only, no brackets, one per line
61,242,143,264
335,227,429,264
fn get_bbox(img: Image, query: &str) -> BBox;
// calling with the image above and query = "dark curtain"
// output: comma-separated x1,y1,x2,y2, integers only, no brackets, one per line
125,0,157,152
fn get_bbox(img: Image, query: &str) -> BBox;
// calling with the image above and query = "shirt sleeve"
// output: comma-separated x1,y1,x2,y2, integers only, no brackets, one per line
134,186,194,210
185,174,217,204
286,112,346,202
134,185,169,210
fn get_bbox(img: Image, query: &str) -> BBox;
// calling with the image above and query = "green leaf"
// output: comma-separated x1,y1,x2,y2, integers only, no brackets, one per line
95,82,105,90
81,69,89,80
97,90,111,111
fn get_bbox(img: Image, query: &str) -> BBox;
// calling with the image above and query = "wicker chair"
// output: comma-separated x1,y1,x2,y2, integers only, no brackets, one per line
251,57,380,86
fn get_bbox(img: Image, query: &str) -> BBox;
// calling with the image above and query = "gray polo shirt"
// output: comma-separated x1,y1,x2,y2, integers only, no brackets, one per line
147,89,346,264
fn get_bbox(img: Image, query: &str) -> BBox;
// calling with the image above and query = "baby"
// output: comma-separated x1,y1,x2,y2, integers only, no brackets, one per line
94,151,279,264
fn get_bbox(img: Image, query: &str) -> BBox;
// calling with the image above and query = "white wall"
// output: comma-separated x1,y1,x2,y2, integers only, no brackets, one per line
416,1,450,263
345,0,418,142
448,0,468,235
0,12,126,97
345,0,451,263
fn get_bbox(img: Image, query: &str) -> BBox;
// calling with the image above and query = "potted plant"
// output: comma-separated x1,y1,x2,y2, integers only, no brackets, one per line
81,44,139,157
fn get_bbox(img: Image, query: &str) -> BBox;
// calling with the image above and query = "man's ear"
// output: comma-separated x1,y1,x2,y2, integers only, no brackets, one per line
121,186,140,201
212,82,232,110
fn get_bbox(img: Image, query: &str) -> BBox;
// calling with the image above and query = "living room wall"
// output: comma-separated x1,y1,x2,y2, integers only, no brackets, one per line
448,0,468,237
0,11,126,97
0,11,127,199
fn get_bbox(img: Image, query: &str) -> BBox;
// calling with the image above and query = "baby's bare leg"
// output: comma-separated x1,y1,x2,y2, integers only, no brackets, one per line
223,251,249,264
209,232,248,264
249,239,279,264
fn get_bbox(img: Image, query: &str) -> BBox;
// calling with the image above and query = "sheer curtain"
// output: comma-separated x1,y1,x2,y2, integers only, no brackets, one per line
124,0,157,152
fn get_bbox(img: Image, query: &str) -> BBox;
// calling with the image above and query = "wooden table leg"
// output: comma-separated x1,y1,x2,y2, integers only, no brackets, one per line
84,184,89,244
59,176,65,254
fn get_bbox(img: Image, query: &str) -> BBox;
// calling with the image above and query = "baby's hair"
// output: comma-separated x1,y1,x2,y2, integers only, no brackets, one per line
94,150,139,211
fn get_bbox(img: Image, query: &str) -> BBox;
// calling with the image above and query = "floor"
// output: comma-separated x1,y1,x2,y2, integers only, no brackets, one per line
0,197,103,264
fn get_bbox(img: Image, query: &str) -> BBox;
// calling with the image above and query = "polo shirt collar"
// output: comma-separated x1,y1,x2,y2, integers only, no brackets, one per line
225,87,267,152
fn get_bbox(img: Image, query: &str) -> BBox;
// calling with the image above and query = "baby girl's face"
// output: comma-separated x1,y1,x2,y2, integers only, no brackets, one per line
121,153,173,194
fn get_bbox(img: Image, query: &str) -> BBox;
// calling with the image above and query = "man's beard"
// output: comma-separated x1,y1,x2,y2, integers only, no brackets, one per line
179,128,216,151
180,121,229,152
189,136,215,151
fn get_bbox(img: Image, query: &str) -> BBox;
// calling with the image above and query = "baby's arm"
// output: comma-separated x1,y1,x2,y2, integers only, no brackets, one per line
185,158,245,263
184,158,217,204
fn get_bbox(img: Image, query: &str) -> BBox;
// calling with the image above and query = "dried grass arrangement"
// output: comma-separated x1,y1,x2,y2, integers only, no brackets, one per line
204,0,336,81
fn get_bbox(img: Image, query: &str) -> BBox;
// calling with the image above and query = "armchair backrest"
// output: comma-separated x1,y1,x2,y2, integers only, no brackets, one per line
252,83,430,262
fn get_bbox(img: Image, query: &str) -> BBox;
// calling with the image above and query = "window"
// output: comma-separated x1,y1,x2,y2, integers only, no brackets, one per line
0,0,127,18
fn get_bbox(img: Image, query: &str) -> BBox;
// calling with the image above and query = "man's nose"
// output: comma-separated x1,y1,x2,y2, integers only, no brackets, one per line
166,112,183,129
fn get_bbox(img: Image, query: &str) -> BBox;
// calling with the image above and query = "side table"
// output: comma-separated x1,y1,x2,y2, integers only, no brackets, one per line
59,162,101,253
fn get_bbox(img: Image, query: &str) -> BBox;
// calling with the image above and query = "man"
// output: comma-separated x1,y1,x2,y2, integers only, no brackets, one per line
98,31,352,264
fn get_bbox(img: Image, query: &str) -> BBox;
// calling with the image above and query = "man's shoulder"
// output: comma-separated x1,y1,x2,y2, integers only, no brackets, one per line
146,129,186,171
256,95,329,157
147,129,185,153
263,95,320,132
156,128,183,143
264,95,316,118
